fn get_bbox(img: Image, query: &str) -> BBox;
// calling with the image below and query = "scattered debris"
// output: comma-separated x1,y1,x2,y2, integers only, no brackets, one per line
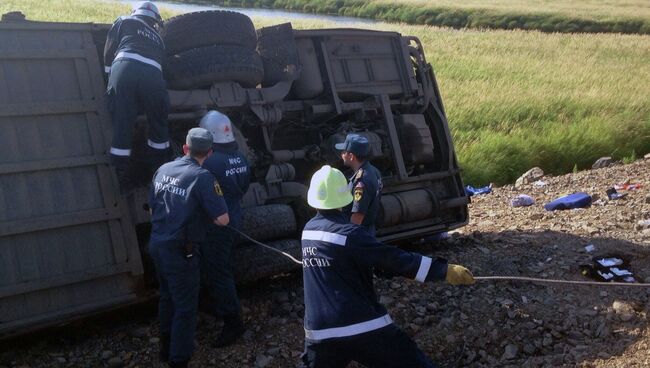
606,188,627,200
465,184,492,196
614,183,642,191
533,180,547,188
510,194,535,207
544,192,592,211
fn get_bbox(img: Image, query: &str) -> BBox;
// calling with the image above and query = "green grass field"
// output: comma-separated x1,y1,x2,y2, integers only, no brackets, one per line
2,0,648,185
203,0,650,35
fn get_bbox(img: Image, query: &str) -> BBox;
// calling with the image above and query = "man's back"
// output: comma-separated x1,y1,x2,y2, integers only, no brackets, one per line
149,156,218,244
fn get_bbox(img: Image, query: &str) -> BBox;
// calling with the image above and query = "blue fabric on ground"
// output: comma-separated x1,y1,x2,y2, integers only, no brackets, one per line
544,192,592,211
465,185,492,196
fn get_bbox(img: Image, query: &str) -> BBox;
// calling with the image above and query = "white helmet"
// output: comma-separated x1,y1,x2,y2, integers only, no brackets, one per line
132,1,162,23
199,110,235,144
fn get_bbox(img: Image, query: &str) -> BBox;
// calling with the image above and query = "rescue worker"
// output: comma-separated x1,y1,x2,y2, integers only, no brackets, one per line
335,133,383,235
104,1,170,190
199,111,251,347
300,165,475,368
148,128,230,368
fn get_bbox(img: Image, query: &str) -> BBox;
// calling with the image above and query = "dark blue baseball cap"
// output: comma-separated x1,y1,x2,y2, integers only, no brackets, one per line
335,133,370,157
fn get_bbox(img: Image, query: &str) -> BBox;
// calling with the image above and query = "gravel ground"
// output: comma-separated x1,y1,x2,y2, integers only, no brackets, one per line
1,159,649,368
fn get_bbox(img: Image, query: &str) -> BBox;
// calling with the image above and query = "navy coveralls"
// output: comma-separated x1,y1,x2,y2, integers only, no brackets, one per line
201,142,250,317
343,161,383,235
300,211,447,368
149,156,228,363
104,15,170,168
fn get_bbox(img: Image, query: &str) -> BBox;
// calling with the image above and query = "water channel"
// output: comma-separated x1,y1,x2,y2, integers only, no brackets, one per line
118,0,377,24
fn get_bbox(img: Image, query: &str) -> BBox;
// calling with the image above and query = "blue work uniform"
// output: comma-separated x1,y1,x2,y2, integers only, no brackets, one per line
201,142,250,317
148,156,228,364
300,210,447,368
104,15,170,185
343,161,383,236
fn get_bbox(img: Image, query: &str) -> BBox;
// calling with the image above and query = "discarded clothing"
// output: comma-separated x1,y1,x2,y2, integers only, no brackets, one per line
510,194,535,207
544,192,591,211
580,254,637,283
606,188,627,200
596,257,624,267
465,184,492,196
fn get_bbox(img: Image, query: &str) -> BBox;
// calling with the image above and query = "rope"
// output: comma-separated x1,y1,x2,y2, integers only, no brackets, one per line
475,276,650,287
227,227,649,287
228,225,303,265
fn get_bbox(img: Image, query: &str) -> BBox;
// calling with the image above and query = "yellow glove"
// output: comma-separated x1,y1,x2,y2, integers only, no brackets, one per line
446,264,475,285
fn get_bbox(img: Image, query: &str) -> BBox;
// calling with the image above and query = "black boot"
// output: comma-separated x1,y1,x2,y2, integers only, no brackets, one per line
159,332,170,363
214,314,245,348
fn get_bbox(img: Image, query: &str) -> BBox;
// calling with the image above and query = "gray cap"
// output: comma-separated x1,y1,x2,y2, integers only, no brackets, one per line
186,127,214,152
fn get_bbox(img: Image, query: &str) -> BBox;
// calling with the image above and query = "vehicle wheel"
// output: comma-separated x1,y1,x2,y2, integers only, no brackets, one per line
239,204,298,243
256,23,298,86
162,11,257,55
165,45,264,89
233,238,301,284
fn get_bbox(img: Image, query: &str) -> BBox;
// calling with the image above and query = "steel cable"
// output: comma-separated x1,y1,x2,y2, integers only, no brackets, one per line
475,276,650,287
228,225,303,265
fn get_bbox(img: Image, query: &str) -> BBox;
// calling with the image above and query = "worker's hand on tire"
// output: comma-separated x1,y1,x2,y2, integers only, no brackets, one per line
446,264,475,285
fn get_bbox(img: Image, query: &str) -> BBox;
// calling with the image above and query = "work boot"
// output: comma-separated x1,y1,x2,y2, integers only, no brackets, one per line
159,332,170,363
214,314,245,348
168,360,189,368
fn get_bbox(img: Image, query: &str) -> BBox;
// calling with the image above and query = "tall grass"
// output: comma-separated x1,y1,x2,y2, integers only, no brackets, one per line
201,0,650,35
2,0,648,185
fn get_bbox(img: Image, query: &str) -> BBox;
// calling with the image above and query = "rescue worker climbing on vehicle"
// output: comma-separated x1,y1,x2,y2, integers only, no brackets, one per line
300,165,475,368
336,133,383,236
148,128,229,368
199,110,251,347
104,1,170,190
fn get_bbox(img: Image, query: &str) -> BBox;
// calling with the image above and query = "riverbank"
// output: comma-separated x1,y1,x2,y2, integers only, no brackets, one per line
2,0,648,185
187,0,650,35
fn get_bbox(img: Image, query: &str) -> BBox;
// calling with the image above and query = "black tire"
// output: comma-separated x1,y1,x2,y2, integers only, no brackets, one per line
256,23,298,86
239,204,298,243
233,238,301,284
162,11,257,55
165,45,264,90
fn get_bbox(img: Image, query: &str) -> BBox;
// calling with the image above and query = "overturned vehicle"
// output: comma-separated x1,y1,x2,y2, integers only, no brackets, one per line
0,11,468,337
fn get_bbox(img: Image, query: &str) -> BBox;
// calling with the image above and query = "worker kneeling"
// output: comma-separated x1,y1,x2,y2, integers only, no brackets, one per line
300,165,474,368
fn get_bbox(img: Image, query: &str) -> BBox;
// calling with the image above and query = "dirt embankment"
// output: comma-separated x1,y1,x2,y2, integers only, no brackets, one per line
1,159,648,368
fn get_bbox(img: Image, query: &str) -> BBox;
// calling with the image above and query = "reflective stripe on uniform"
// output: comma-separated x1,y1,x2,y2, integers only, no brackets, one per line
414,256,432,282
110,147,132,156
148,139,170,149
114,51,162,71
304,314,393,340
302,230,347,246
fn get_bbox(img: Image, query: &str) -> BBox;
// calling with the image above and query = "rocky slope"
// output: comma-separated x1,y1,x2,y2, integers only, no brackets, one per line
1,159,648,368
